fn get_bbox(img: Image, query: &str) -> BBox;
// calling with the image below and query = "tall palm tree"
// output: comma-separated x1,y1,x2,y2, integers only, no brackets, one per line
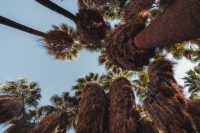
0,95,24,124
144,58,197,132
0,16,74,59
106,22,155,70
76,83,106,133
109,77,141,133
35,0,107,43
134,0,200,49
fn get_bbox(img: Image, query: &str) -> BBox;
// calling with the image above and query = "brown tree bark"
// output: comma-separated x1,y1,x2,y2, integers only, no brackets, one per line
134,0,200,49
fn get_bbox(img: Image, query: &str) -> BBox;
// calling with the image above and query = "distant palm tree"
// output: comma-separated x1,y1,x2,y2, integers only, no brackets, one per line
0,16,74,59
0,78,41,132
134,0,200,49
33,110,69,133
76,83,106,133
33,92,78,132
0,95,24,124
106,22,155,70
35,0,107,43
109,77,141,133
144,59,197,132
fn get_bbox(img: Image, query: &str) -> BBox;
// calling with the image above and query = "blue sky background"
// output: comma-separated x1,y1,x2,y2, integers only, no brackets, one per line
0,0,196,132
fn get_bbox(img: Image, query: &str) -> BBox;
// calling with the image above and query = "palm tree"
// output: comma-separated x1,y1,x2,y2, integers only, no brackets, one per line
0,78,41,109
32,92,78,132
72,72,108,99
35,0,107,43
33,110,69,133
109,77,141,133
0,95,24,124
134,0,200,49
0,16,74,60
0,78,42,132
76,83,106,133
144,58,197,132
106,22,155,70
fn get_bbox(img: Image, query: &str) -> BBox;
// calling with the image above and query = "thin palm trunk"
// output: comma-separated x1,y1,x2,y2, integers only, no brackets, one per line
144,59,197,133
0,95,24,124
109,77,141,133
134,0,200,49
76,83,106,133
0,16,46,37
35,0,77,22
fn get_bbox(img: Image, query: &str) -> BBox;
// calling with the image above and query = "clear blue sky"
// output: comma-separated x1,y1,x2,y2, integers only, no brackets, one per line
0,0,196,132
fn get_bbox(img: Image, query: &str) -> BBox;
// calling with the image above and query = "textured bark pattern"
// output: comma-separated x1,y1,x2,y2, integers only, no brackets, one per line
0,95,24,124
33,110,69,133
188,100,200,133
109,77,141,133
44,30,73,59
6,122,34,133
134,0,200,49
122,0,154,21
76,9,107,43
106,22,155,70
145,59,197,133
77,83,106,133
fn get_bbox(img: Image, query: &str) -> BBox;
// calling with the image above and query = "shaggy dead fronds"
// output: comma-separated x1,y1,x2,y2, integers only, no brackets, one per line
145,59,197,132
77,83,106,133
0,95,24,124
106,23,155,70
33,110,69,133
76,9,107,43
44,30,73,60
109,77,141,133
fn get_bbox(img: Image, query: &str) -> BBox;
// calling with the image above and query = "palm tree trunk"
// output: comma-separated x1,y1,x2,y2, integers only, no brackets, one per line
35,0,77,22
0,16,46,37
109,77,141,133
76,83,106,133
134,0,200,49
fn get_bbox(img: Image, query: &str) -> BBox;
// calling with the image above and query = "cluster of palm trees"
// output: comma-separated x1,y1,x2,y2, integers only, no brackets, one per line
0,0,200,132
